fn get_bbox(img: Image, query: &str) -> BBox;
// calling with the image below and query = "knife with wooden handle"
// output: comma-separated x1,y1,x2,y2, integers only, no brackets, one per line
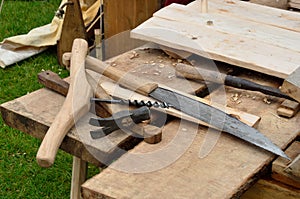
175,63,295,101
36,39,92,167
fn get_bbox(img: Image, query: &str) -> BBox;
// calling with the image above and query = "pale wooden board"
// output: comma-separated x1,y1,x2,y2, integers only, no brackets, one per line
154,4,300,53
131,3,300,78
81,80,300,198
187,0,300,33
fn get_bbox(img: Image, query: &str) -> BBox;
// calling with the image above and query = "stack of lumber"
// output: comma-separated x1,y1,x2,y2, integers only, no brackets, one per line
289,0,300,9
131,0,300,79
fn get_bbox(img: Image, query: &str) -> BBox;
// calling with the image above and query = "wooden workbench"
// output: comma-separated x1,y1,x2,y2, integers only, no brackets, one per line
1,47,300,198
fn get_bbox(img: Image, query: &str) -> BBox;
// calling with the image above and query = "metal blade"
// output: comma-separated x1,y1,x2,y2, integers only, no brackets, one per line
150,87,289,160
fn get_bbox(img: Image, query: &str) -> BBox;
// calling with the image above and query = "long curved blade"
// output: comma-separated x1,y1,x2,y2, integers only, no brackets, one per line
150,87,289,160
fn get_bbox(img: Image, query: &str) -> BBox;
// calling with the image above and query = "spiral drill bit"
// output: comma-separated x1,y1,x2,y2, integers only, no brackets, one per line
90,98,173,108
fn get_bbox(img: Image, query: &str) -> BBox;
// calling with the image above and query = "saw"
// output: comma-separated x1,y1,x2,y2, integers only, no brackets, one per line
84,54,289,160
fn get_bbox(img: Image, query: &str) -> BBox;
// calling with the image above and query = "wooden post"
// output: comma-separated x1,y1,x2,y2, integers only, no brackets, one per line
70,157,87,199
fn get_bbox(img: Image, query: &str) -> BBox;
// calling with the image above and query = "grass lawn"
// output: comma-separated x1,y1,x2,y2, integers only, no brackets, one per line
0,0,99,198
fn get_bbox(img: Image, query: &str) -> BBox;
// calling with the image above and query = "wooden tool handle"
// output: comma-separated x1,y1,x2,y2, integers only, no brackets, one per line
85,55,158,96
175,63,226,84
36,39,90,167
38,70,69,96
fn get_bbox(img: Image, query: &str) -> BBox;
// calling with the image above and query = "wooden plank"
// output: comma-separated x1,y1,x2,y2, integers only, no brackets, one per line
0,88,139,166
154,4,300,53
131,13,300,78
103,0,161,39
103,47,208,95
289,2,300,9
249,0,288,9
281,66,300,102
241,178,300,199
289,0,300,4
82,79,300,198
277,99,300,118
187,0,300,33
272,141,300,189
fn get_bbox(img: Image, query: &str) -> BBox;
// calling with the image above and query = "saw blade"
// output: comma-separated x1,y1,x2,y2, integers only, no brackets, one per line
150,87,289,160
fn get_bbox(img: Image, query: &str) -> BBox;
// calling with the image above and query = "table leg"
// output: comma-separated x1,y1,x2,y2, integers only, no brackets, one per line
70,156,87,199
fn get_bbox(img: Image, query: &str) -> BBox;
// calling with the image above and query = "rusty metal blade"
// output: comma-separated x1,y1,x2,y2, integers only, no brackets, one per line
150,87,289,160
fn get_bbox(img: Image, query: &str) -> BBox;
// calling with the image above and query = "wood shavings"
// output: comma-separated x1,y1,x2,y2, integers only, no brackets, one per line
159,64,165,68
263,97,271,105
230,93,242,104
231,93,239,101
168,75,175,79
129,51,139,59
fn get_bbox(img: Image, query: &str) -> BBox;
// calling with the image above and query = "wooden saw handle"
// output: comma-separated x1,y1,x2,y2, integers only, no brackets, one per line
85,55,158,96
36,39,91,167
175,63,226,84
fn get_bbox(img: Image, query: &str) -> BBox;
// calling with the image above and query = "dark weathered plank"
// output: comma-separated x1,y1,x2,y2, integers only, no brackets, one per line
272,141,300,189
0,88,139,166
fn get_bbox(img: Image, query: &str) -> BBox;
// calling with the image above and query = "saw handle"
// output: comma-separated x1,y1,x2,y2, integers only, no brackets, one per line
85,56,158,96
175,63,226,84
36,39,90,167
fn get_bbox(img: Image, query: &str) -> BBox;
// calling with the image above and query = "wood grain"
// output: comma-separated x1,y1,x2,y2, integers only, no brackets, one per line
57,0,87,66
277,99,300,118
187,0,300,33
281,66,300,102
36,39,91,167
241,178,300,199
103,0,161,38
272,141,300,189
131,3,300,78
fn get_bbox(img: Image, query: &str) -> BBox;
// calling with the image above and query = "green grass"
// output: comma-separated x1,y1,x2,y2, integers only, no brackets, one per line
0,1,99,198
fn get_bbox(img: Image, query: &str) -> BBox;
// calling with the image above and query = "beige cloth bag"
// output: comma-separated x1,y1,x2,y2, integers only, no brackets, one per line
0,0,100,68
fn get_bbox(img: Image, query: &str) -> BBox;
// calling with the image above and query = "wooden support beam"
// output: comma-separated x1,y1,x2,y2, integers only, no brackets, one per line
70,156,87,199
57,0,87,66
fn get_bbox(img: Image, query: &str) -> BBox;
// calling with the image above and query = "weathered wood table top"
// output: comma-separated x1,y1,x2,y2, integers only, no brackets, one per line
1,48,300,198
